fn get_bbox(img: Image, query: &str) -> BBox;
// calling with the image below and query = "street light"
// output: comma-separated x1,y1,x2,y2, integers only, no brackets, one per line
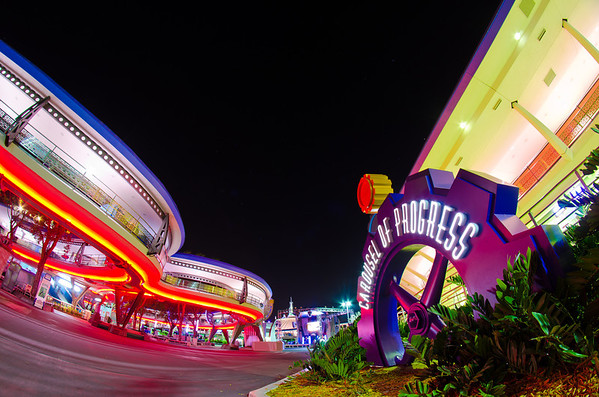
341,301,352,324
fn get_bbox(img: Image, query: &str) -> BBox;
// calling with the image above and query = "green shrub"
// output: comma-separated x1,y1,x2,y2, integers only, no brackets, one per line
293,319,371,382
403,248,597,396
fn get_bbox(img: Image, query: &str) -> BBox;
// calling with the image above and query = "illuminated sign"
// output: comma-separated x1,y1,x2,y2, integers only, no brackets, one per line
356,169,570,367
358,198,480,309
307,321,321,333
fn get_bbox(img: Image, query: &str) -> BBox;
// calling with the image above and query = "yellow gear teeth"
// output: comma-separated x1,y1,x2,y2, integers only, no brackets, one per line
357,174,394,214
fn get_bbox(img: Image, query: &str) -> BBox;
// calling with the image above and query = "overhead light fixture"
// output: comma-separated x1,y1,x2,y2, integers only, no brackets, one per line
514,31,522,40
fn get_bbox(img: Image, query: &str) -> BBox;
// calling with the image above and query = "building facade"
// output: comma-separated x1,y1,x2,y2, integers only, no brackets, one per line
0,40,272,341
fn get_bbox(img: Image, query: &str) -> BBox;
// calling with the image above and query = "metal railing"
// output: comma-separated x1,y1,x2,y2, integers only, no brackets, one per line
162,274,264,309
0,104,157,248
169,259,270,299
518,156,599,229
13,238,108,267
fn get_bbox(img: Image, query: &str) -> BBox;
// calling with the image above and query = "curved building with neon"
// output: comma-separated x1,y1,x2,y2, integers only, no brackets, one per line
0,40,272,341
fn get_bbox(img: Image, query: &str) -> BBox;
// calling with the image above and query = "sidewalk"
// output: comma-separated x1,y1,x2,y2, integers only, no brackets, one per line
0,286,34,313
248,369,308,397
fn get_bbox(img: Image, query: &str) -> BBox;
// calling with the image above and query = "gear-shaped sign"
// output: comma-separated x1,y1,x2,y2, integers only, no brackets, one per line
356,169,572,366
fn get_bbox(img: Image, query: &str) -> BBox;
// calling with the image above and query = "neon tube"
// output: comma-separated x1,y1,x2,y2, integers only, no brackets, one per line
0,148,262,321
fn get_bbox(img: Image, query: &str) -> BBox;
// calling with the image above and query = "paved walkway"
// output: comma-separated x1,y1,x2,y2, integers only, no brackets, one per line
0,289,307,396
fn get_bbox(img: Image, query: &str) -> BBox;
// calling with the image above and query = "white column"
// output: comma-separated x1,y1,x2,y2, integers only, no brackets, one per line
563,19,599,64
511,101,573,160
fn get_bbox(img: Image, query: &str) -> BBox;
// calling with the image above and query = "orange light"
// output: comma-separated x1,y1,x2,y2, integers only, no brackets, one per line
91,288,115,294
44,264,130,283
11,248,37,263
136,317,236,330
12,247,130,283
0,149,262,321
142,283,261,320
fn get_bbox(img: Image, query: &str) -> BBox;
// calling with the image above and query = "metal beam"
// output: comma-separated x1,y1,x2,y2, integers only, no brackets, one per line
511,101,573,160
563,19,599,65
4,96,50,147
208,326,217,342
119,291,145,329
75,242,87,265
239,277,248,304
147,214,169,255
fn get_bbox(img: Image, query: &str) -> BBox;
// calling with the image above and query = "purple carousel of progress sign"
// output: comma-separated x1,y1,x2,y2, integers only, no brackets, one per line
356,168,572,367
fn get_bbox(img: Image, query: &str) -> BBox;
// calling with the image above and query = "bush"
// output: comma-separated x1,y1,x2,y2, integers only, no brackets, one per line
293,319,371,382
402,248,598,396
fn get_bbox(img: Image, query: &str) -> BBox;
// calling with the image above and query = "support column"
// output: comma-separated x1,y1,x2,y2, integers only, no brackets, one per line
250,324,264,341
222,329,230,345
122,292,145,327
178,303,186,341
563,19,599,64
230,322,245,343
511,101,573,160
71,286,90,309
114,289,123,325
108,291,144,336
208,325,217,343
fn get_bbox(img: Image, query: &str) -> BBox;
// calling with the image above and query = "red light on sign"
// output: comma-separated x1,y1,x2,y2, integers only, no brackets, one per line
357,174,393,214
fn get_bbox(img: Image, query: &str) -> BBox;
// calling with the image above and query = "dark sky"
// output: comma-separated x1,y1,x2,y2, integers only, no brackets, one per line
0,2,501,315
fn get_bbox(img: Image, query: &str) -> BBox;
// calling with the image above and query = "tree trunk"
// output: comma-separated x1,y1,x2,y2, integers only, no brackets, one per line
168,319,175,337
31,252,49,298
137,306,146,331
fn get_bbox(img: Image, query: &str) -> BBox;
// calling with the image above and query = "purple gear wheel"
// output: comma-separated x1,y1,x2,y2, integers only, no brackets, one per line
357,169,572,367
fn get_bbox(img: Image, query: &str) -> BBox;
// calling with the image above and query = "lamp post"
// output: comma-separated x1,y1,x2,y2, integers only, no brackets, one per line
342,301,351,325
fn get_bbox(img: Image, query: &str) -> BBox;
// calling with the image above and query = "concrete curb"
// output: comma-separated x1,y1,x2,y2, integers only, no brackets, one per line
248,369,308,397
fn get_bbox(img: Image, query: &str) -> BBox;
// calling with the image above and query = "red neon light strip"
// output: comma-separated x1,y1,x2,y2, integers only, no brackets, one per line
0,148,262,321
136,316,236,330
12,247,130,283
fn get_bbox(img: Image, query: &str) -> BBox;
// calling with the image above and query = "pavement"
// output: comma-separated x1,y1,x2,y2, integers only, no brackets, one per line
248,369,308,397
0,288,308,396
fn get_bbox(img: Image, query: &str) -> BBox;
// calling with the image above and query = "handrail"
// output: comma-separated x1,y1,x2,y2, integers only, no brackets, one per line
168,258,269,298
162,274,264,308
14,238,108,267
518,156,599,228
0,104,157,248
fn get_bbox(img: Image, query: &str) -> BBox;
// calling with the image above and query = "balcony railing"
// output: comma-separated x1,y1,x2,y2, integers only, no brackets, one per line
15,239,108,267
513,77,599,198
163,274,264,309
518,155,599,230
0,104,157,248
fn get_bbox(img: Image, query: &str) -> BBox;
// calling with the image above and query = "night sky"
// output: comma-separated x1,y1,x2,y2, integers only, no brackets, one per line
1,2,501,315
